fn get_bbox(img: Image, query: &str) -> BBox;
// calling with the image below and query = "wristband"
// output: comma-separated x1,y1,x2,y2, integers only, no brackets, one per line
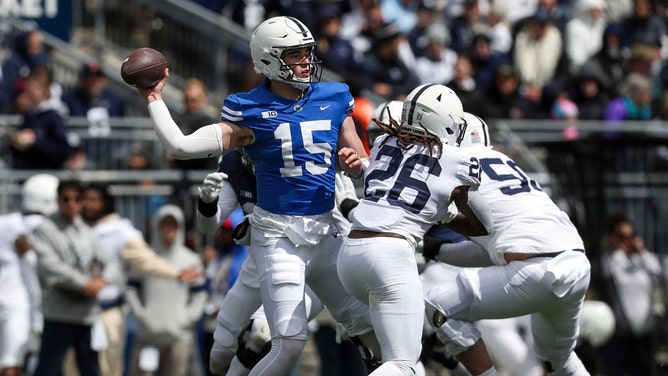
198,196,219,217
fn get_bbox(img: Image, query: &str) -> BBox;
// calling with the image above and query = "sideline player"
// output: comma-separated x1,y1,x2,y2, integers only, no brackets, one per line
422,113,591,375
337,84,491,375
133,16,380,376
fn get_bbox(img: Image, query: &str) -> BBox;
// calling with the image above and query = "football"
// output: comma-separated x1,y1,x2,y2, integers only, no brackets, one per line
120,47,167,89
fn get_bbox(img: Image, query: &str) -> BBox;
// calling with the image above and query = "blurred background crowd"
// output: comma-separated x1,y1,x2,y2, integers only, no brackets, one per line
0,0,667,375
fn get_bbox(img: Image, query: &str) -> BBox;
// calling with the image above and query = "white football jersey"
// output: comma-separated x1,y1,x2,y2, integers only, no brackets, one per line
352,136,480,248
465,146,584,265
0,212,43,307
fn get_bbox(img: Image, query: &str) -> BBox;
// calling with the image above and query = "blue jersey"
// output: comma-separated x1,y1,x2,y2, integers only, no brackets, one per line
218,149,257,214
222,82,354,216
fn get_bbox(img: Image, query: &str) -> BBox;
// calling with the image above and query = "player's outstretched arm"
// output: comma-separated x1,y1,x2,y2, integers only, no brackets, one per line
137,69,253,159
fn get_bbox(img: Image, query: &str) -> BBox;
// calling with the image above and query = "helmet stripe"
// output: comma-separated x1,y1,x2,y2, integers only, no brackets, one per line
286,16,309,38
477,115,489,146
407,83,436,125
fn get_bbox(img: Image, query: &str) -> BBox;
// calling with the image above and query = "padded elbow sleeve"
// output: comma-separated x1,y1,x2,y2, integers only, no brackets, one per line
148,100,223,159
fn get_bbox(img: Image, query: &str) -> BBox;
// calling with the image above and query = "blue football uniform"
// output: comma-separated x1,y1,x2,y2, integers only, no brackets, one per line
221,81,354,216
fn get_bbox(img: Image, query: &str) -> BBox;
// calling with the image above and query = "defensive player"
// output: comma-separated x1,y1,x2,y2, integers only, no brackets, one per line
421,113,543,376
336,84,492,375
134,16,379,376
422,113,592,375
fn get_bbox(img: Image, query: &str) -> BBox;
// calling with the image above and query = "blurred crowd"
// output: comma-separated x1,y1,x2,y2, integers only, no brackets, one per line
194,0,668,122
0,0,667,172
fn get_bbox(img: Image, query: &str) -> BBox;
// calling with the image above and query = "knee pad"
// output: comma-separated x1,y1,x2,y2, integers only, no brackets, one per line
236,318,272,369
267,253,307,338
542,352,589,376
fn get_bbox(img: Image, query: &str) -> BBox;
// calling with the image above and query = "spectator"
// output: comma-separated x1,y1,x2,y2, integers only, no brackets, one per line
32,179,122,376
597,212,662,376
579,24,628,98
513,10,565,89
344,0,388,63
9,67,71,170
449,0,487,54
381,0,420,34
361,22,421,100
79,183,201,376
126,204,207,376
469,32,510,93
407,0,443,58
415,23,457,85
169,78,219,172
446,54,488,116
314,3,360,79
486,2,513,55
62,61,126,120
621,0,666,52
604,72,653,121
513,0,568,36
482,64,531,119
0,28,49,113
568,72,610,120
565,0,607,74
62,61,127,169
0,174,59,376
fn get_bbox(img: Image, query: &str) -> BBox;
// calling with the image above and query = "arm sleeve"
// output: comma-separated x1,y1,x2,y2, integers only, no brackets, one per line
120,237,181,279
148,100,223,159
437,240,493,267
197,183,238,233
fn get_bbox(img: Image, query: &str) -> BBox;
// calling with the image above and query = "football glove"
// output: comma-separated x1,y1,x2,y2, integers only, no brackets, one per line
422,236,450,262
198,172,228,203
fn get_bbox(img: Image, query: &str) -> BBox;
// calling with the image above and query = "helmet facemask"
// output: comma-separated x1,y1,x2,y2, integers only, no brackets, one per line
273,44,322,90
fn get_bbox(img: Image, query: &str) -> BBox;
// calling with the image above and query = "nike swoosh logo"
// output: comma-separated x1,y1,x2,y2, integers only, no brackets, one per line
320,105,332,110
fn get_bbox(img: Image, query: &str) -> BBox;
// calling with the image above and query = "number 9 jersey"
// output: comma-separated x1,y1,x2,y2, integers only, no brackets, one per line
352,136,481,249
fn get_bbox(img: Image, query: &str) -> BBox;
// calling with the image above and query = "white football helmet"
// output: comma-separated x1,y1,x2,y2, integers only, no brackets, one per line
367,100,403,143
401,84,466,146
21,173,59,215
579,300,615,347
459,112,492,148
249,16,321,90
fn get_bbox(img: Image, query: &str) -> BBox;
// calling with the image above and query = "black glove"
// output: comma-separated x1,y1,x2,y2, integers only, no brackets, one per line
422,236,450,262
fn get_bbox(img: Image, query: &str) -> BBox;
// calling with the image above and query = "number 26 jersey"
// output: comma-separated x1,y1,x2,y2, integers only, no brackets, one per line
352,137,481,248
